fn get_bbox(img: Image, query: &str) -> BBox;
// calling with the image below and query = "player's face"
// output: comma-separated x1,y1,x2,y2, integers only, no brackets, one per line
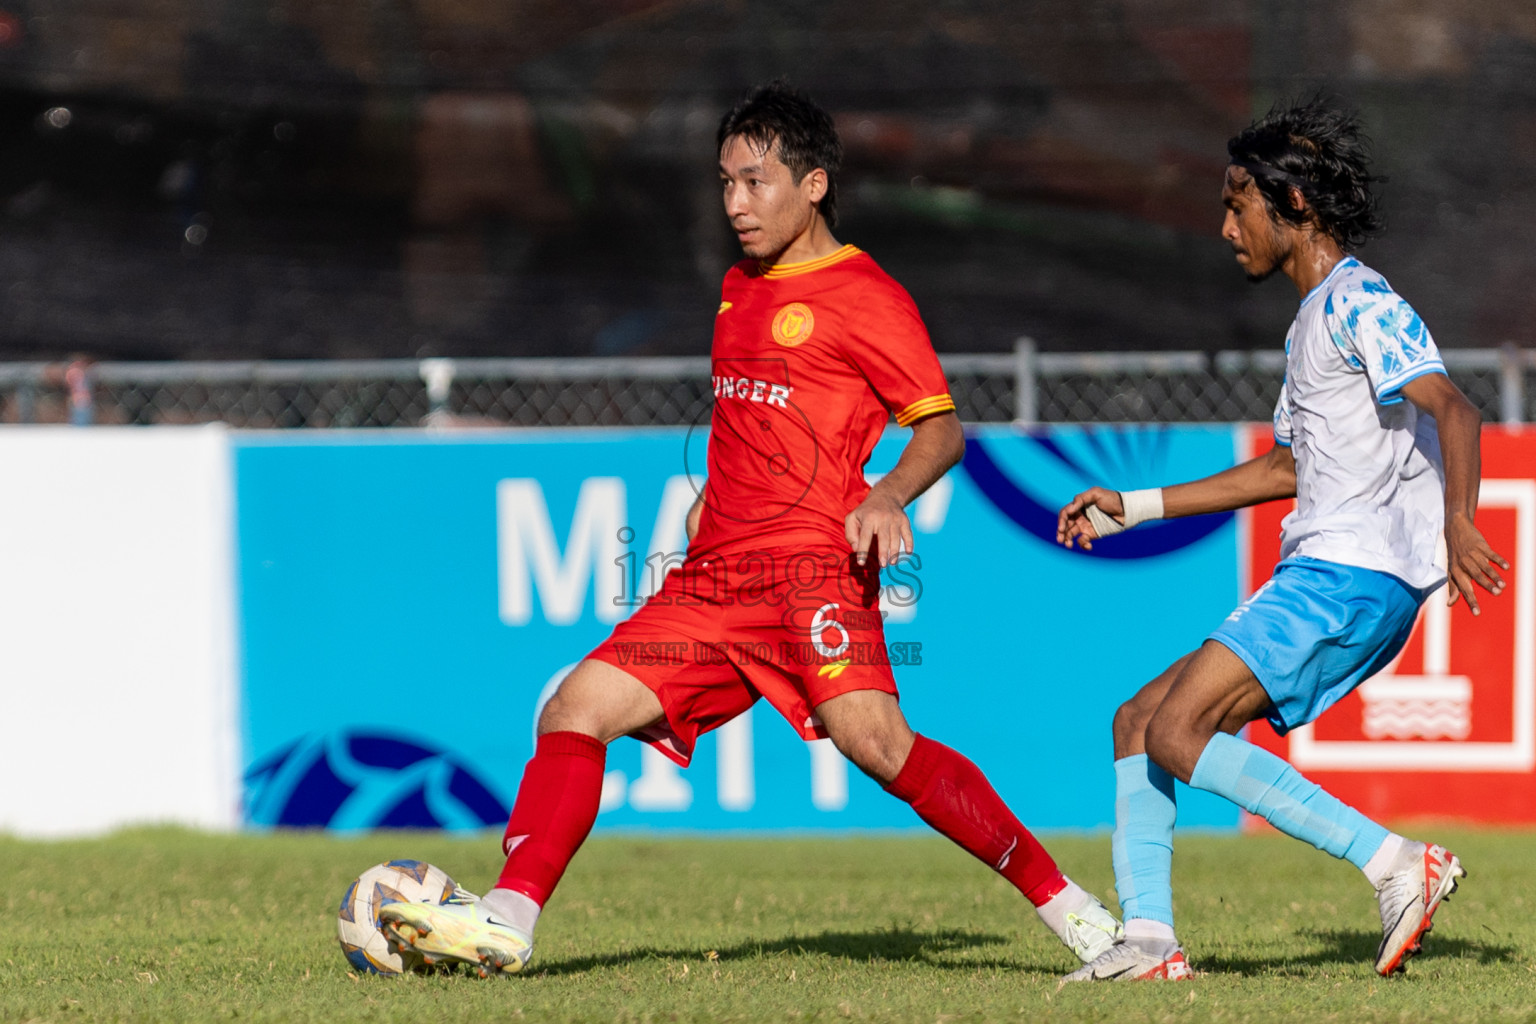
1221,166,1291,283
719,135,823,261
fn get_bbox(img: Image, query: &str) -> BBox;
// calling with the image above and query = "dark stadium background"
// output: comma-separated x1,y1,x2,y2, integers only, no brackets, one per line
0,0,1531,361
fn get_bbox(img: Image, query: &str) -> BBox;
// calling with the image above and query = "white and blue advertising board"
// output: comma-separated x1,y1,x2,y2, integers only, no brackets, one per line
234,426,1244,833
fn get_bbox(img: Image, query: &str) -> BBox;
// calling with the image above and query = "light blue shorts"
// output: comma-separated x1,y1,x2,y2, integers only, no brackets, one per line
1208,556,1430,735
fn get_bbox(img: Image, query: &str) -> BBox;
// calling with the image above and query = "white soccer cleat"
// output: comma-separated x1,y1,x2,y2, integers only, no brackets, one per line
1374,842,1465,976
1059,893,1124,964
379,897,533,978
1059,939,1192,984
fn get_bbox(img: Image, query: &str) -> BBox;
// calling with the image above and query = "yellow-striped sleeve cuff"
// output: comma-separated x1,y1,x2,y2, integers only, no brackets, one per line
894,394,957,427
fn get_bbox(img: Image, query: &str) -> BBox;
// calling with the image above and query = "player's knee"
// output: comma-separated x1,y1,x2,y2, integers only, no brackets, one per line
1142,709,1194,780
1112,699,1150,755
535,690,578,735
536,687,606,738
830,727,906,784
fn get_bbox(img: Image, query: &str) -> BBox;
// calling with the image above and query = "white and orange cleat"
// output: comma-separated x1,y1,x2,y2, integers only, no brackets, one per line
1059,939,1192,984
1374,842,1465,976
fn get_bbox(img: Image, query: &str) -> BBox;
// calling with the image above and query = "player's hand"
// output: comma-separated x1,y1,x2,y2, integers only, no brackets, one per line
1056,486,1122,551
1444,514,1509,616
685,494,704,545
846,492,913,568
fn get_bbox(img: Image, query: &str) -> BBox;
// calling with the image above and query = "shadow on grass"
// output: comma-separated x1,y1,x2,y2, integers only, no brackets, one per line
1197,927,1520,976
528,926,1057,978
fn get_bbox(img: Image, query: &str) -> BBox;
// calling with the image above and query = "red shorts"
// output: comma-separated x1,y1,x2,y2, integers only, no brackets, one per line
588,547,898,766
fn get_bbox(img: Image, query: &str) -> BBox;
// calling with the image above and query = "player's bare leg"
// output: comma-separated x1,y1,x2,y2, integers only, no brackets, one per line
1078,639,1461,981
1158,642,1462,975
537,657,667,742
814,687,914,784
1141,641,1270,782
386,660,664,976
817,689,1122,964
1112,652,1192,758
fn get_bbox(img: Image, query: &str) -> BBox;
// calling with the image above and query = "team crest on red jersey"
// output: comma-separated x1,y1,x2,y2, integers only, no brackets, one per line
771,303,815,347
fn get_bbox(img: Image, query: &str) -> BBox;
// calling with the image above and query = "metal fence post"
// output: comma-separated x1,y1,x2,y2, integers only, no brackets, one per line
1013,336,1037,425
420,357,456,425
66,360,94,426
1500,343,1524,427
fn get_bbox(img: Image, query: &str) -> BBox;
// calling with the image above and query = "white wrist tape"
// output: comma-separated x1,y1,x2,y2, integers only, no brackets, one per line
1084,488,1164,537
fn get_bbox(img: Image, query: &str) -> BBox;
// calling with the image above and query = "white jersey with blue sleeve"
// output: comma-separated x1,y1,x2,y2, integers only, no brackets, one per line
1271,256,1448,590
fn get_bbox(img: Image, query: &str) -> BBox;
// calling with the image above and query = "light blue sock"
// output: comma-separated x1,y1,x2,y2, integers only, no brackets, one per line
1111,754,1177,927
1189,732,1387,868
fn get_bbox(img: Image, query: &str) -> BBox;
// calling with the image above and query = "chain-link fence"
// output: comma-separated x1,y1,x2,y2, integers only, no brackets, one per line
1,343,1531,428
1021,347,1529,426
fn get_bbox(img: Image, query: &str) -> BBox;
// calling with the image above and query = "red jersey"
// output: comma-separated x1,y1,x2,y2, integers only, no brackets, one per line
692,244,955,555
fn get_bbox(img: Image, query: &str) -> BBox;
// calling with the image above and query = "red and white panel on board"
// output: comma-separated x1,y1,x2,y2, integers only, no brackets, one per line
1243,426,1536,825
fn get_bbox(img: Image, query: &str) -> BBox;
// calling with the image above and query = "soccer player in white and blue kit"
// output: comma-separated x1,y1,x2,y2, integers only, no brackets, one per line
1056,99,1509,982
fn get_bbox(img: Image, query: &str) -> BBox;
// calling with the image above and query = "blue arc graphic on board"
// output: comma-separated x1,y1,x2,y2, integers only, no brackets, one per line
960,432,1232,558
244,731,509,830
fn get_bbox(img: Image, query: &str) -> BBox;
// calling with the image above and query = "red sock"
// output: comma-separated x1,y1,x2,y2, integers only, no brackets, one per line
495,731,607,905
886,734,1065,906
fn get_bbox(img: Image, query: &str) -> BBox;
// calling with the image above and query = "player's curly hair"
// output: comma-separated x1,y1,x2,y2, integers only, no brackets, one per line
1227,96,1384,251
717,80,843,227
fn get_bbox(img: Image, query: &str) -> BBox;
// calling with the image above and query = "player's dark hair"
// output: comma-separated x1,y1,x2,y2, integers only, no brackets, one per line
1227,96,1384,251
718,80,843,227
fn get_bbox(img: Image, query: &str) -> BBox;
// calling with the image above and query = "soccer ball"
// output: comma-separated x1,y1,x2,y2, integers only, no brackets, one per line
336,859,469,975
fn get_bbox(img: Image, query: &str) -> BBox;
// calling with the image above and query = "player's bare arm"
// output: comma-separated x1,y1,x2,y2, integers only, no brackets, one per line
846,411,964,567
1399,372,1510,614
1057,443,1296,550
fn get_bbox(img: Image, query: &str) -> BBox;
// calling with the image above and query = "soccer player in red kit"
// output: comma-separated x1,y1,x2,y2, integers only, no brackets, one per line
381,81,1122,976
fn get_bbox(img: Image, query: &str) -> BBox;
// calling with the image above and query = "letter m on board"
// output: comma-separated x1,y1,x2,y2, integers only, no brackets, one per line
497,478,626,626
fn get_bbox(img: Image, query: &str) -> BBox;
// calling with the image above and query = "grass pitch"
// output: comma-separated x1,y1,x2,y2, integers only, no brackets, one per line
2,828,1533,1023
